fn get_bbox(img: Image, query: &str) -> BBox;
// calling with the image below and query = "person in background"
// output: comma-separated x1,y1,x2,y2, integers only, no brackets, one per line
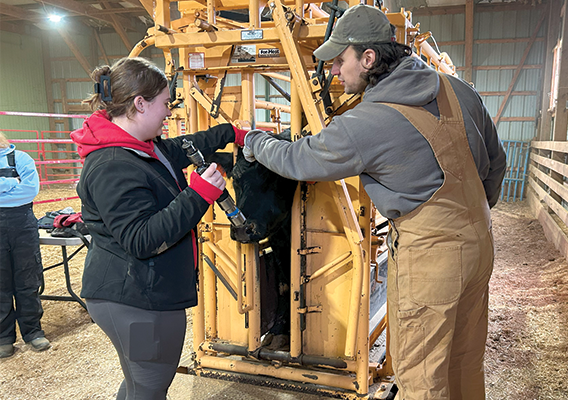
0,131,51,358
242,5,506,400
70,57,248,399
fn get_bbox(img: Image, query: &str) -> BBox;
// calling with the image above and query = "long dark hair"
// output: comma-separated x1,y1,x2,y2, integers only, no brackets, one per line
352,25,412,86
83,57,168,118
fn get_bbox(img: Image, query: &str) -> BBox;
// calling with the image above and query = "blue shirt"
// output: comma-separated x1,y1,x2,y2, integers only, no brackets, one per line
0,144,40,207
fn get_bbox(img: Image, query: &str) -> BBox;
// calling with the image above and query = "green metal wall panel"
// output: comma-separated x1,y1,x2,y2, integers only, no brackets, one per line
416,6,547,143
0,31,50,148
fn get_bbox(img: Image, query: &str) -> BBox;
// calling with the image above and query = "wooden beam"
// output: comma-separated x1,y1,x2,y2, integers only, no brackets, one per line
476,37,545,44
475,64,542,70
410,5,464,16
538,0,562,141
137,0,154,16
93,29,110,65
90,29,98,68
476,3,546,13
35,0,133,31
437,37,545,47
52,77,91,82
530,164,568,203
493,11,547,126
550,1,568,212
102,1,132,51
436,40,465,46
499,117,537,122
91,7,147,16
53,98,85,102
0,2,39,21
59,81,70,131
411,3,545,17
0,20,29,35
532,140,568,152
552,0,568,142
464,0,474,83
67,104,90,112
56,27,93,76
529,153,568,209
0,6,147,22
527,182,568,262
41,33,56,133
478,91,537,96
531,151,568,178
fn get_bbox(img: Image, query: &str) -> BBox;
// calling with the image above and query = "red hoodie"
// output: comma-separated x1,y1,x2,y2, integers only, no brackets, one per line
71,110,223,205
71,110,225,269
71,110,159,160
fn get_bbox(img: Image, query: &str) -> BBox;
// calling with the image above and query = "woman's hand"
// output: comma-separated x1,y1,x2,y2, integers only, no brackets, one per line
200,163,226,191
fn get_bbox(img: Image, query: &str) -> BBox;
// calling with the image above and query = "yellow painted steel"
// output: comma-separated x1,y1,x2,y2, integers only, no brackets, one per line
241,66,262,352
269,0,325,133
255,100,291,114
235,243,252,314
289,186,302,359
202,221,218,340
260,71,291,83
130,1,457,397
308,251,353,282
202,240,238,287
246,243,261,350
199,355,359,391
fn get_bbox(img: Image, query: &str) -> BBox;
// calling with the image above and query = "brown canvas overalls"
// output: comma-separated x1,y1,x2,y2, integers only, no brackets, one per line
384,74,494,400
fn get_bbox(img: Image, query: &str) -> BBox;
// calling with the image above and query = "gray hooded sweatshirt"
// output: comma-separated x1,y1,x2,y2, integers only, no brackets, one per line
248,57,506,219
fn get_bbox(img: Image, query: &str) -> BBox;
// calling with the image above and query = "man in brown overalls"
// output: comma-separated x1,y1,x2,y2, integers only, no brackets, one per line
243,4,506,399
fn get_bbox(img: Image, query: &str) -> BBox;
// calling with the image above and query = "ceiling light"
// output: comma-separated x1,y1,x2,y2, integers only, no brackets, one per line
48,14,62,23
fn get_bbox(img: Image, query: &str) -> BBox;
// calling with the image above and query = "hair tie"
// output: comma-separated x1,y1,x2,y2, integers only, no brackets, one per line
93,74,112,102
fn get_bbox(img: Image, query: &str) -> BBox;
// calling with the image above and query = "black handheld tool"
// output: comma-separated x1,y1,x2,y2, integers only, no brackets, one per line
182,139,247,228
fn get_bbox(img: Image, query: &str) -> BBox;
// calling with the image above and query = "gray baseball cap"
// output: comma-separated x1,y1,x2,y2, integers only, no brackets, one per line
313,5,395,61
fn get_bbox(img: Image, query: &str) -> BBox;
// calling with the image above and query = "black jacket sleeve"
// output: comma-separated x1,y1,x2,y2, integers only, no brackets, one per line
156,123,236,170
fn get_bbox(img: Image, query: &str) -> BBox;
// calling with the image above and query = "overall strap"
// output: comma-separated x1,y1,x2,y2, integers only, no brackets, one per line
435,74,464,123
380,73,470,181
380,74,464,143
7,152,16,167
0,151,19,178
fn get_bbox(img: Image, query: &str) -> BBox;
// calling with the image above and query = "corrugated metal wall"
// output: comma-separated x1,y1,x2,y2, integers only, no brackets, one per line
48,31,164,132
415,6,547,142
416,12,466,79
0,31,50,149
1,6,548,144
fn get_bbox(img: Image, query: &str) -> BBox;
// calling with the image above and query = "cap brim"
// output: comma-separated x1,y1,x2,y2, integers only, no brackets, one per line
313,40,348,61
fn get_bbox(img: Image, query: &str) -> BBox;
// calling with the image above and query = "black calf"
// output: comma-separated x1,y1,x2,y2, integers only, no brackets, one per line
205,131,296,344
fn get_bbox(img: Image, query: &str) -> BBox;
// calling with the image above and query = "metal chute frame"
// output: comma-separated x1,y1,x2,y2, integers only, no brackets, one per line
129,1,456,398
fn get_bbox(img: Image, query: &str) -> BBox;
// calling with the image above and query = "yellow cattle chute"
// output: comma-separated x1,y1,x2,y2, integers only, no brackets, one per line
131,1,456,398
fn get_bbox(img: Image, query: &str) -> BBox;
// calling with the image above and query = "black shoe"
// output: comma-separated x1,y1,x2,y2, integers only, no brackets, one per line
262,334,290,351
29,337,51,351
0,344,15,358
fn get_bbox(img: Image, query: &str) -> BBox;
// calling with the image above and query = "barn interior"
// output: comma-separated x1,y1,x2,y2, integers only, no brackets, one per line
1,0,567,399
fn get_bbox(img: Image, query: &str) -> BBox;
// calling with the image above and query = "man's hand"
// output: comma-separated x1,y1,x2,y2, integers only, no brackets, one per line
243,129,267,163
243,147,256,163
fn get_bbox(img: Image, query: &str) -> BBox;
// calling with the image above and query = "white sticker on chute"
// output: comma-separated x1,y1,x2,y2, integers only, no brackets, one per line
259,48,280,58
188,53,205,69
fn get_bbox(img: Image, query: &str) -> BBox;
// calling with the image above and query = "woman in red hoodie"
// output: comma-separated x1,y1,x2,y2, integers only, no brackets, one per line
71,57,248,400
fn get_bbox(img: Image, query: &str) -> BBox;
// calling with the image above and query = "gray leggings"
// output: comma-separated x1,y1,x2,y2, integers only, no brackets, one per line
86,299,186,400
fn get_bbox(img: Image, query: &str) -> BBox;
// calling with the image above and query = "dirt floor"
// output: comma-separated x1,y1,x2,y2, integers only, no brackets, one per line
0,186,567,400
